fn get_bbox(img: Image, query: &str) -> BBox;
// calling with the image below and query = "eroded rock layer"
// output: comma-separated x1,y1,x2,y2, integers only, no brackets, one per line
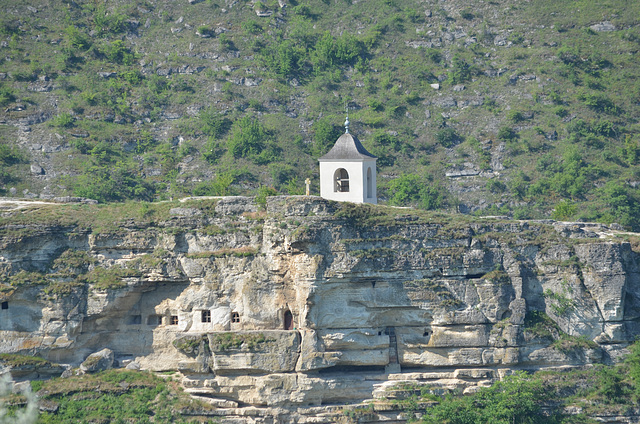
1,196,639,421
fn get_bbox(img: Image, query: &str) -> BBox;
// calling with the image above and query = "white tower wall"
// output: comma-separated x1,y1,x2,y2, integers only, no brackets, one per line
319,160,377,204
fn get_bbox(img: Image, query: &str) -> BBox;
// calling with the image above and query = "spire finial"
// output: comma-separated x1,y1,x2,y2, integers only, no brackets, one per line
344,101,350,134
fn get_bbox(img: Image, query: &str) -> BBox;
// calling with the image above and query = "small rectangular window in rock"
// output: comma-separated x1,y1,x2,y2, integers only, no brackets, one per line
170,315,178,325
1,302,7,310
147,315,161,326
231,312,240,323
127,315,142,325
201,310,211,323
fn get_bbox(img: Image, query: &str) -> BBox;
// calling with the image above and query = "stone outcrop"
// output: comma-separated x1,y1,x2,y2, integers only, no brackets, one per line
1,196,639,421
79,348,114,373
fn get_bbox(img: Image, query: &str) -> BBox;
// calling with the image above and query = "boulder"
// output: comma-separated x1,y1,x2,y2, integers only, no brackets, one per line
80,348,114,373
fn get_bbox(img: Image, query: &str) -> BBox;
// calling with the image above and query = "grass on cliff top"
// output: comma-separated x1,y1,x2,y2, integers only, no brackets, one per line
25,369,213,423
0,198,227,235
335,201,478,227
0,200,180,234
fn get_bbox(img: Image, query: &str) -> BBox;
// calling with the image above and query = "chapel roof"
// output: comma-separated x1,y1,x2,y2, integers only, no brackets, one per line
318,132,376,161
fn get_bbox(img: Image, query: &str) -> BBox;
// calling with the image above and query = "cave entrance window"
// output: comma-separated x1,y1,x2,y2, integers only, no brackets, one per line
231,312,240,323
201,310,211,323
1,302,7,310
170,315,178,325
334,168,350,192
284,310,294,330
147,315,161,326
127,315,141,325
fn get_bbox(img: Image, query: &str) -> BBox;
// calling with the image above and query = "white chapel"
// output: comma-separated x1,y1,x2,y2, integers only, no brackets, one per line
318,117,377,204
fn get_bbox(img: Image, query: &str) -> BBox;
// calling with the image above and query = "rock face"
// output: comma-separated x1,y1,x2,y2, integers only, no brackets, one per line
1,196,640,420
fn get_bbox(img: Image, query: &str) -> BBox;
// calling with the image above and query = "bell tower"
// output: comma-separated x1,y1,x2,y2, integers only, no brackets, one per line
318,116,377,204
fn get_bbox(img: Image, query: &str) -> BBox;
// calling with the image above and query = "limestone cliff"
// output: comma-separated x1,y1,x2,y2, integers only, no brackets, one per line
1,196,639,421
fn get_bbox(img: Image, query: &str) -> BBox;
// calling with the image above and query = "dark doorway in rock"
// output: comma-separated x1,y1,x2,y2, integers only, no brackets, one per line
1,302,7,310
284,310,294,330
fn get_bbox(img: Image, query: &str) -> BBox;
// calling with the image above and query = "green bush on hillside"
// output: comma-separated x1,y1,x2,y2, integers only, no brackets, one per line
423,372,552,424
387,174,446,210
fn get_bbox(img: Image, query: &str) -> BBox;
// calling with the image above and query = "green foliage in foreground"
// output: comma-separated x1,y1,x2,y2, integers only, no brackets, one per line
422,372,555,424
27,370,210,423
402,339,640,423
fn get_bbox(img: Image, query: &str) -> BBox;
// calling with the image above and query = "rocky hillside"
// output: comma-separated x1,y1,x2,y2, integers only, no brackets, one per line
1,197,640,421
0,0,639,228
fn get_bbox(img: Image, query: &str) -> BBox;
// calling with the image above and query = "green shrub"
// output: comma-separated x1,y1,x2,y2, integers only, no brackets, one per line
387,174,446,210
424,48,442,63
482,269,510,284
460,9,474,20
487,179,506,193
310,31,367,74
435,128,460,148
100,40,136,65
200,108,231,138
552,334,598,354
197,25,215,37
9,271,49,287
544,287,575,316
193,173,235,196
255,186,277,208
72,162,155,203
53,249,97,272
0,143,25,165
258,40,305,78
0,19,19,36
91,6,128,35
64,25,92,50
312,118,343,156
0,84,15,106
121,70,143,86
135,130,156,154
242,19,262,34
507,110,524,123
209,332,270,351
579,91,619,114
620,135,640,165
423,372,551,424
51,112,75,128
447,55,475,84
554,106,568,117
523,310,559,340
218,34,235,51
227,116,269,159
551,200,577,220
497,126,517,141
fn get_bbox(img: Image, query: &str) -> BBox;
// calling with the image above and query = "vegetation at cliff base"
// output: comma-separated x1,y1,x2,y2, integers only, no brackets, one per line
7,370,214,423
372,340,640,424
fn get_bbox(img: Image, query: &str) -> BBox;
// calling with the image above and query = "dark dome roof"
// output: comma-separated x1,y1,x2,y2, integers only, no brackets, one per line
318,132,376,160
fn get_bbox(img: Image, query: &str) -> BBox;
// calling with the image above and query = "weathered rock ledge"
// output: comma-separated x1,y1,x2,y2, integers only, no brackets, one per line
1,196,639,422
